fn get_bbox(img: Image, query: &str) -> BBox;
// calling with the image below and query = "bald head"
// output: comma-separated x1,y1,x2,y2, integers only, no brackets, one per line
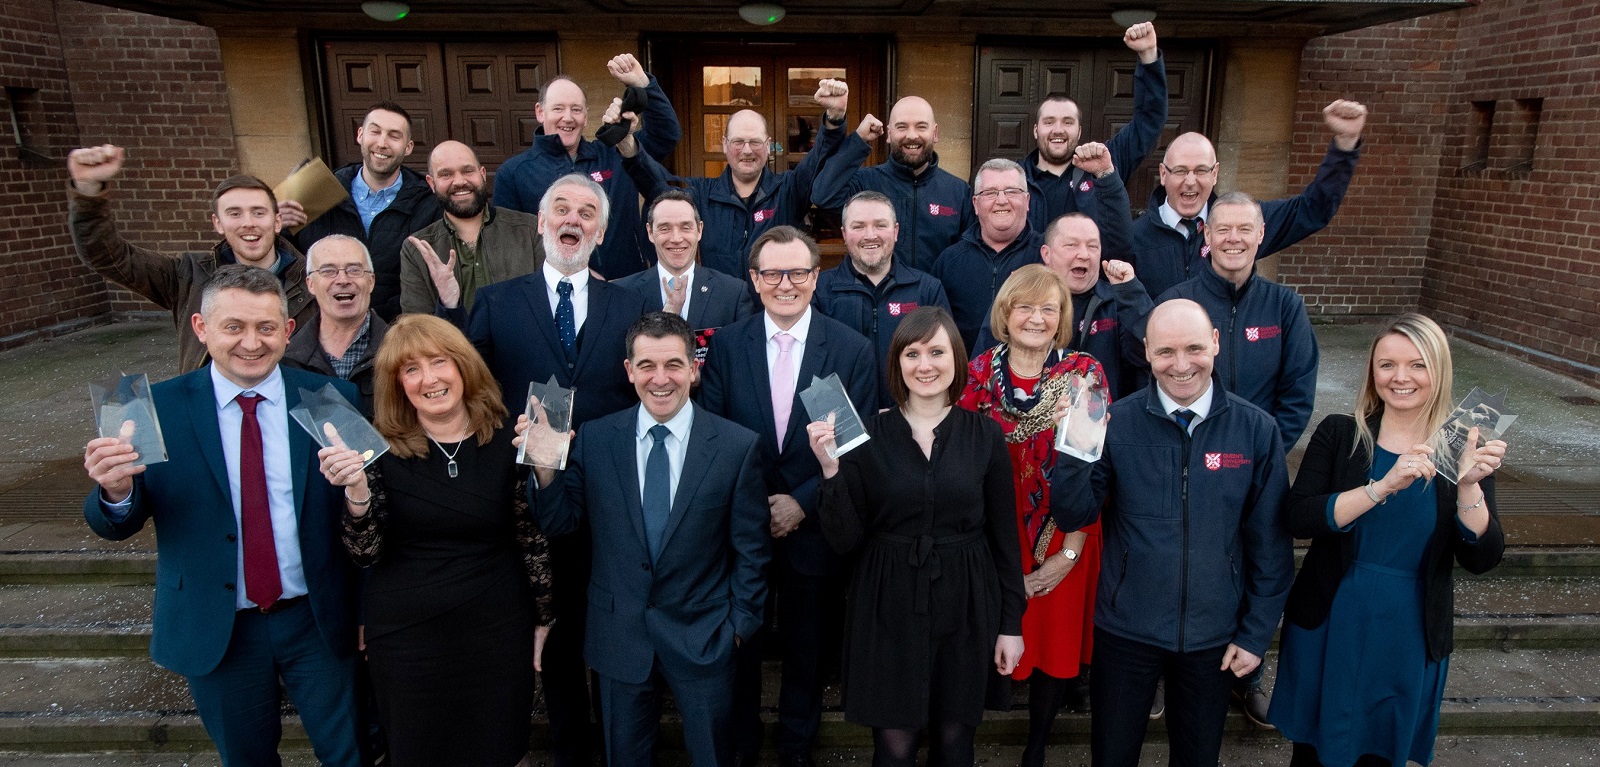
886,97,938,170
1160,132,1221,219
1145,298,1219,406
426,140,488,219
724,109,772,183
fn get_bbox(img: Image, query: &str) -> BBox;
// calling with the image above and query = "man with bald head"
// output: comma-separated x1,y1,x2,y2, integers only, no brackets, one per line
625,81,851,279
399,140,542,315
811,95,975,271
1131,100,1369,299
493,54,683,280
1050,298,1293,767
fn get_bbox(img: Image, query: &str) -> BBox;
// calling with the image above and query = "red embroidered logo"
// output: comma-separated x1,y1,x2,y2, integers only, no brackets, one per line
1245,326,1281,342
1087,318,1116,335
753,208,775,223
1079,180,1093,192
888,302,918,317
1205,453,1252,471
927,203,956,217
589,170,613,183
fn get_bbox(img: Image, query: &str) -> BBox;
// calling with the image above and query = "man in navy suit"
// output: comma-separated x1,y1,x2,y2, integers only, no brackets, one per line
699,226,877,767
82,265,360,766
467,172,646,766
614,189,756,335
527,311,771,767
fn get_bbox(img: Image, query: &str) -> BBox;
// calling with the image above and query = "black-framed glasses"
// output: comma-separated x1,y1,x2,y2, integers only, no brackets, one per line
312,265,371,279
756,268,815,286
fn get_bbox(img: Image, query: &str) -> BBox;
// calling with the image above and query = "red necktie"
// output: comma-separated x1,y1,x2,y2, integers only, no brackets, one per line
236,393,282,610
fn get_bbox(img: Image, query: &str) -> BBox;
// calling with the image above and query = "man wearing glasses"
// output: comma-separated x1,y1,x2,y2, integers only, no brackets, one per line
284,235,386,417
699,226,877,767
1131,99,1369,299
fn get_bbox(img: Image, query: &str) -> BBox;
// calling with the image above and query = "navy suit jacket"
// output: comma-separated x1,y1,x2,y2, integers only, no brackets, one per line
82,365,358,678
613,265,757,332
467,270,647,427
697,311,877,576
534,403,771,684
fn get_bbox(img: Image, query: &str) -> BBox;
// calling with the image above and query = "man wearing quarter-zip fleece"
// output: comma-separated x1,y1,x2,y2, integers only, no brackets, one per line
1050,298,1293,767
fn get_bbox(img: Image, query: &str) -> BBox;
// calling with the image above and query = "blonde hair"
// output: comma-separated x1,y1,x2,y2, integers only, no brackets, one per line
988,263,1074,349
1353,313,1455,460
374,315,508,459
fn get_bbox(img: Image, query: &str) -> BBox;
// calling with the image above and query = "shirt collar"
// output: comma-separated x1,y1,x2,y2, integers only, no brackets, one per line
1156,378,1215,422
657,261,695,285
443,205,493,238
1158,199,1209,234
351,169,401,201
210,363,286,410
544,261,591,292
764,306,813,345
636,400,695,441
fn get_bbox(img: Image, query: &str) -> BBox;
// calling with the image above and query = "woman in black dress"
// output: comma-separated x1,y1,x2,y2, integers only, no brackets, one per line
807,306,1026,767
318,314,553,767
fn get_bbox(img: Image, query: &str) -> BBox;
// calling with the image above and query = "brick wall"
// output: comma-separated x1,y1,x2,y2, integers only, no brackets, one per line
0,0,237,345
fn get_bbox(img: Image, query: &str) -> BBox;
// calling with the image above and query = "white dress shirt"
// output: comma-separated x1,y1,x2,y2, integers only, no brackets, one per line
635,402,695,508
657,263,696,320
1156,379,1216,436
1158,199,1210,239
544,262,590,333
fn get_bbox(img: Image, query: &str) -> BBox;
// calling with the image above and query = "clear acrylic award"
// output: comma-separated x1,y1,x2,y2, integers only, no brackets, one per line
519,377,575,469
90,372,168,467
1435,387,1516,484
799,373,870,458
1055,371,1110,462
290,383,389,469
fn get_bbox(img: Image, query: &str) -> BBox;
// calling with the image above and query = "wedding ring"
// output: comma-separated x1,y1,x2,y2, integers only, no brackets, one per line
1407,460,1416,469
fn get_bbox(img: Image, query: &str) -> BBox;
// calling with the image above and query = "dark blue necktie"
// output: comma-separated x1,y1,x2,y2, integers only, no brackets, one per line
1173,408,1196,433
555,279,577,360
642,424,671,561
1180,217,1201,241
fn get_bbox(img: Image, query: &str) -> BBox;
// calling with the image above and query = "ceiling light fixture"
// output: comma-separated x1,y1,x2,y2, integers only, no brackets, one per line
1110,8,1157,27
362,1,410,21
738,2,786,26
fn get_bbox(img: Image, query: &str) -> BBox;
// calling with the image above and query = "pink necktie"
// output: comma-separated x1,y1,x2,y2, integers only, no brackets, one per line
236,393,282,610
772,332,796,446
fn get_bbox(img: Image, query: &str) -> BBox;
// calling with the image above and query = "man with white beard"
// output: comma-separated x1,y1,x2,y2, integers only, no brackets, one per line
466,172,647,765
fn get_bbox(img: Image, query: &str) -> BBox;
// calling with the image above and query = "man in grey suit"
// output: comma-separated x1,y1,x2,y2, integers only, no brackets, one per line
526,311,771,767
614,189,757,333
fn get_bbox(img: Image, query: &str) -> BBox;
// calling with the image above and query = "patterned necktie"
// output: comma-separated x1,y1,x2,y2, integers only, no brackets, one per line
236,393,282,610
642,424,671,561
1180,217,1201,241
772,332,796,446
555,279,577,359
1173,408,1196,434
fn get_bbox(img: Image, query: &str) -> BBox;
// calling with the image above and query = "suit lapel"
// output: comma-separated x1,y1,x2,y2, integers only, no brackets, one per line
686,274,709,330
659,407,715,554
186,369,231,504
784,320,828,453
282,369,309,520
742,319,781,451
609,411,650,554
576,281,612,376
518,273,569,370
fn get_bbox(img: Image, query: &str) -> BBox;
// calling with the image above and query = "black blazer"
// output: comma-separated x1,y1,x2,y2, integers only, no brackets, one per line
1284,412,1504,661
467,271,647,427
613,265,757,332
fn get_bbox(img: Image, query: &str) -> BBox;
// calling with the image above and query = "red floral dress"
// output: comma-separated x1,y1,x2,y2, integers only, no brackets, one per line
958,345,1107,680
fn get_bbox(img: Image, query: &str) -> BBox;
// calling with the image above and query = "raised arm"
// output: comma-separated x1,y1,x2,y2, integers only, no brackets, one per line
67,145,185,310
1105,22,1168,182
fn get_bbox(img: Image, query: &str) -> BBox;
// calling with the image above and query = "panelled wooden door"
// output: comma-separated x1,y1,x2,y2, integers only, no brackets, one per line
320,40,556,177
977,41,1213,214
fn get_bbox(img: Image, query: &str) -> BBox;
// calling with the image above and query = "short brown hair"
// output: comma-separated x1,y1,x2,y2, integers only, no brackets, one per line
374,314,508,459
748,225,820,272
886,306,968,408
988,263,1073,349
211,175,277,215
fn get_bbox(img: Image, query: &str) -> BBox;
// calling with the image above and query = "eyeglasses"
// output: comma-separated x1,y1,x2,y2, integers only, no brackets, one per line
756,268,815,286
1161,163,1216,178
974,187,1027,201
312,265,371,279
727,138,769,150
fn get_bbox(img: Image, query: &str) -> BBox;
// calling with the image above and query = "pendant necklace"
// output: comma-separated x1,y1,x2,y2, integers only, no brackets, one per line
429,436,465,478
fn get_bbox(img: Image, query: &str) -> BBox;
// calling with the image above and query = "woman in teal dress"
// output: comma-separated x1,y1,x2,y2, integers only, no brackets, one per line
1268,313,1507,766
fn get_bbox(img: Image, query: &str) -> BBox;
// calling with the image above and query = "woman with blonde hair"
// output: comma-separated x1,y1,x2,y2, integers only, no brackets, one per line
318,313,553,767
956,264,1107,767
1268,313,1507,766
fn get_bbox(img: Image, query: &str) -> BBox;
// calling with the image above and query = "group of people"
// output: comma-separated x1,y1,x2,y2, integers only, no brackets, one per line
70,20,1509,767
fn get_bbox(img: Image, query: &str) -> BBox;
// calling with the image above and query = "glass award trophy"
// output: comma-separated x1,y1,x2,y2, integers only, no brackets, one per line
1055,371,1110,462
90,372,168,467
518,377,575,469
799,373,870,458
289,383,389,470
1435,387,1516,484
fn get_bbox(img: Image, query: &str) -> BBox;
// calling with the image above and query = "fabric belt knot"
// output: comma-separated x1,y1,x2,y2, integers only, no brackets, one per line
881,530,983,615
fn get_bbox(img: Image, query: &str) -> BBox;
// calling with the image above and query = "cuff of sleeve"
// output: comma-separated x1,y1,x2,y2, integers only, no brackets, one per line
1456,517,1482,544
1326,495,1354,533
100,489,134,521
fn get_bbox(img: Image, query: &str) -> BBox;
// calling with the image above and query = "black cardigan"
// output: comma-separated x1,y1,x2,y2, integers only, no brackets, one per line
1283,413,1504,662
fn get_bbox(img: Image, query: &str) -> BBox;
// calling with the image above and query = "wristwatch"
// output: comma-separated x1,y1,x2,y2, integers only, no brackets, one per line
1060,548,1079,563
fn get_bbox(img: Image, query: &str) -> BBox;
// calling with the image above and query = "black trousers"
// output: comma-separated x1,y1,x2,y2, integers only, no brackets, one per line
543,526,598,767
732,547,836,758
1089,628,1234,767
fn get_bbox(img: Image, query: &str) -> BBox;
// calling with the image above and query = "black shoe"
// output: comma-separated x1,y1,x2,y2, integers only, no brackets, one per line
1235,686,1276,729
1149,678,1165,720
781,753,817,767
733,753,761,767
1066,674,1091,714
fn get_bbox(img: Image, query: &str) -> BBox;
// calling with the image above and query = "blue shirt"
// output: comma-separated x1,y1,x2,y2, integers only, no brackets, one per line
351,170,402,234
635,402,695,508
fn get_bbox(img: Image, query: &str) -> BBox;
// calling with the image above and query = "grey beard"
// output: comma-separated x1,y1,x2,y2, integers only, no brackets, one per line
542,229,596,274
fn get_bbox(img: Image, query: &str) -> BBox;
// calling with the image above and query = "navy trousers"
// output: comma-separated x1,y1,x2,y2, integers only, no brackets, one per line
599,656,736,767
1089,627,1234,767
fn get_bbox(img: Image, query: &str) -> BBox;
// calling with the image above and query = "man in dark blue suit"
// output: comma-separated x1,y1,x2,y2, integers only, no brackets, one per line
467,172,646,766
527,311,770,767
614,190,756,336
699,226,878,767
82,265,360,766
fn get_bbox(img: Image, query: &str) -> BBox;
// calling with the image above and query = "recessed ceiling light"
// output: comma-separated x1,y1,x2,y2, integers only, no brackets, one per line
362,1,410,21
738,2,785,26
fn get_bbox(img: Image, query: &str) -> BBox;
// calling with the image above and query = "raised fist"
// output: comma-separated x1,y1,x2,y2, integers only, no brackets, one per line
857,114,884,143
67,144,126,195
1123,22,1159,64
607,53,649,88
1071,142,1115,178
1102,259,1135,285
1324,99,1368,151
814,78,849,120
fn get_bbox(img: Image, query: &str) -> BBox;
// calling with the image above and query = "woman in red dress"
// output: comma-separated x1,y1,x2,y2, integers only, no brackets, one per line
957,264,1106,767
